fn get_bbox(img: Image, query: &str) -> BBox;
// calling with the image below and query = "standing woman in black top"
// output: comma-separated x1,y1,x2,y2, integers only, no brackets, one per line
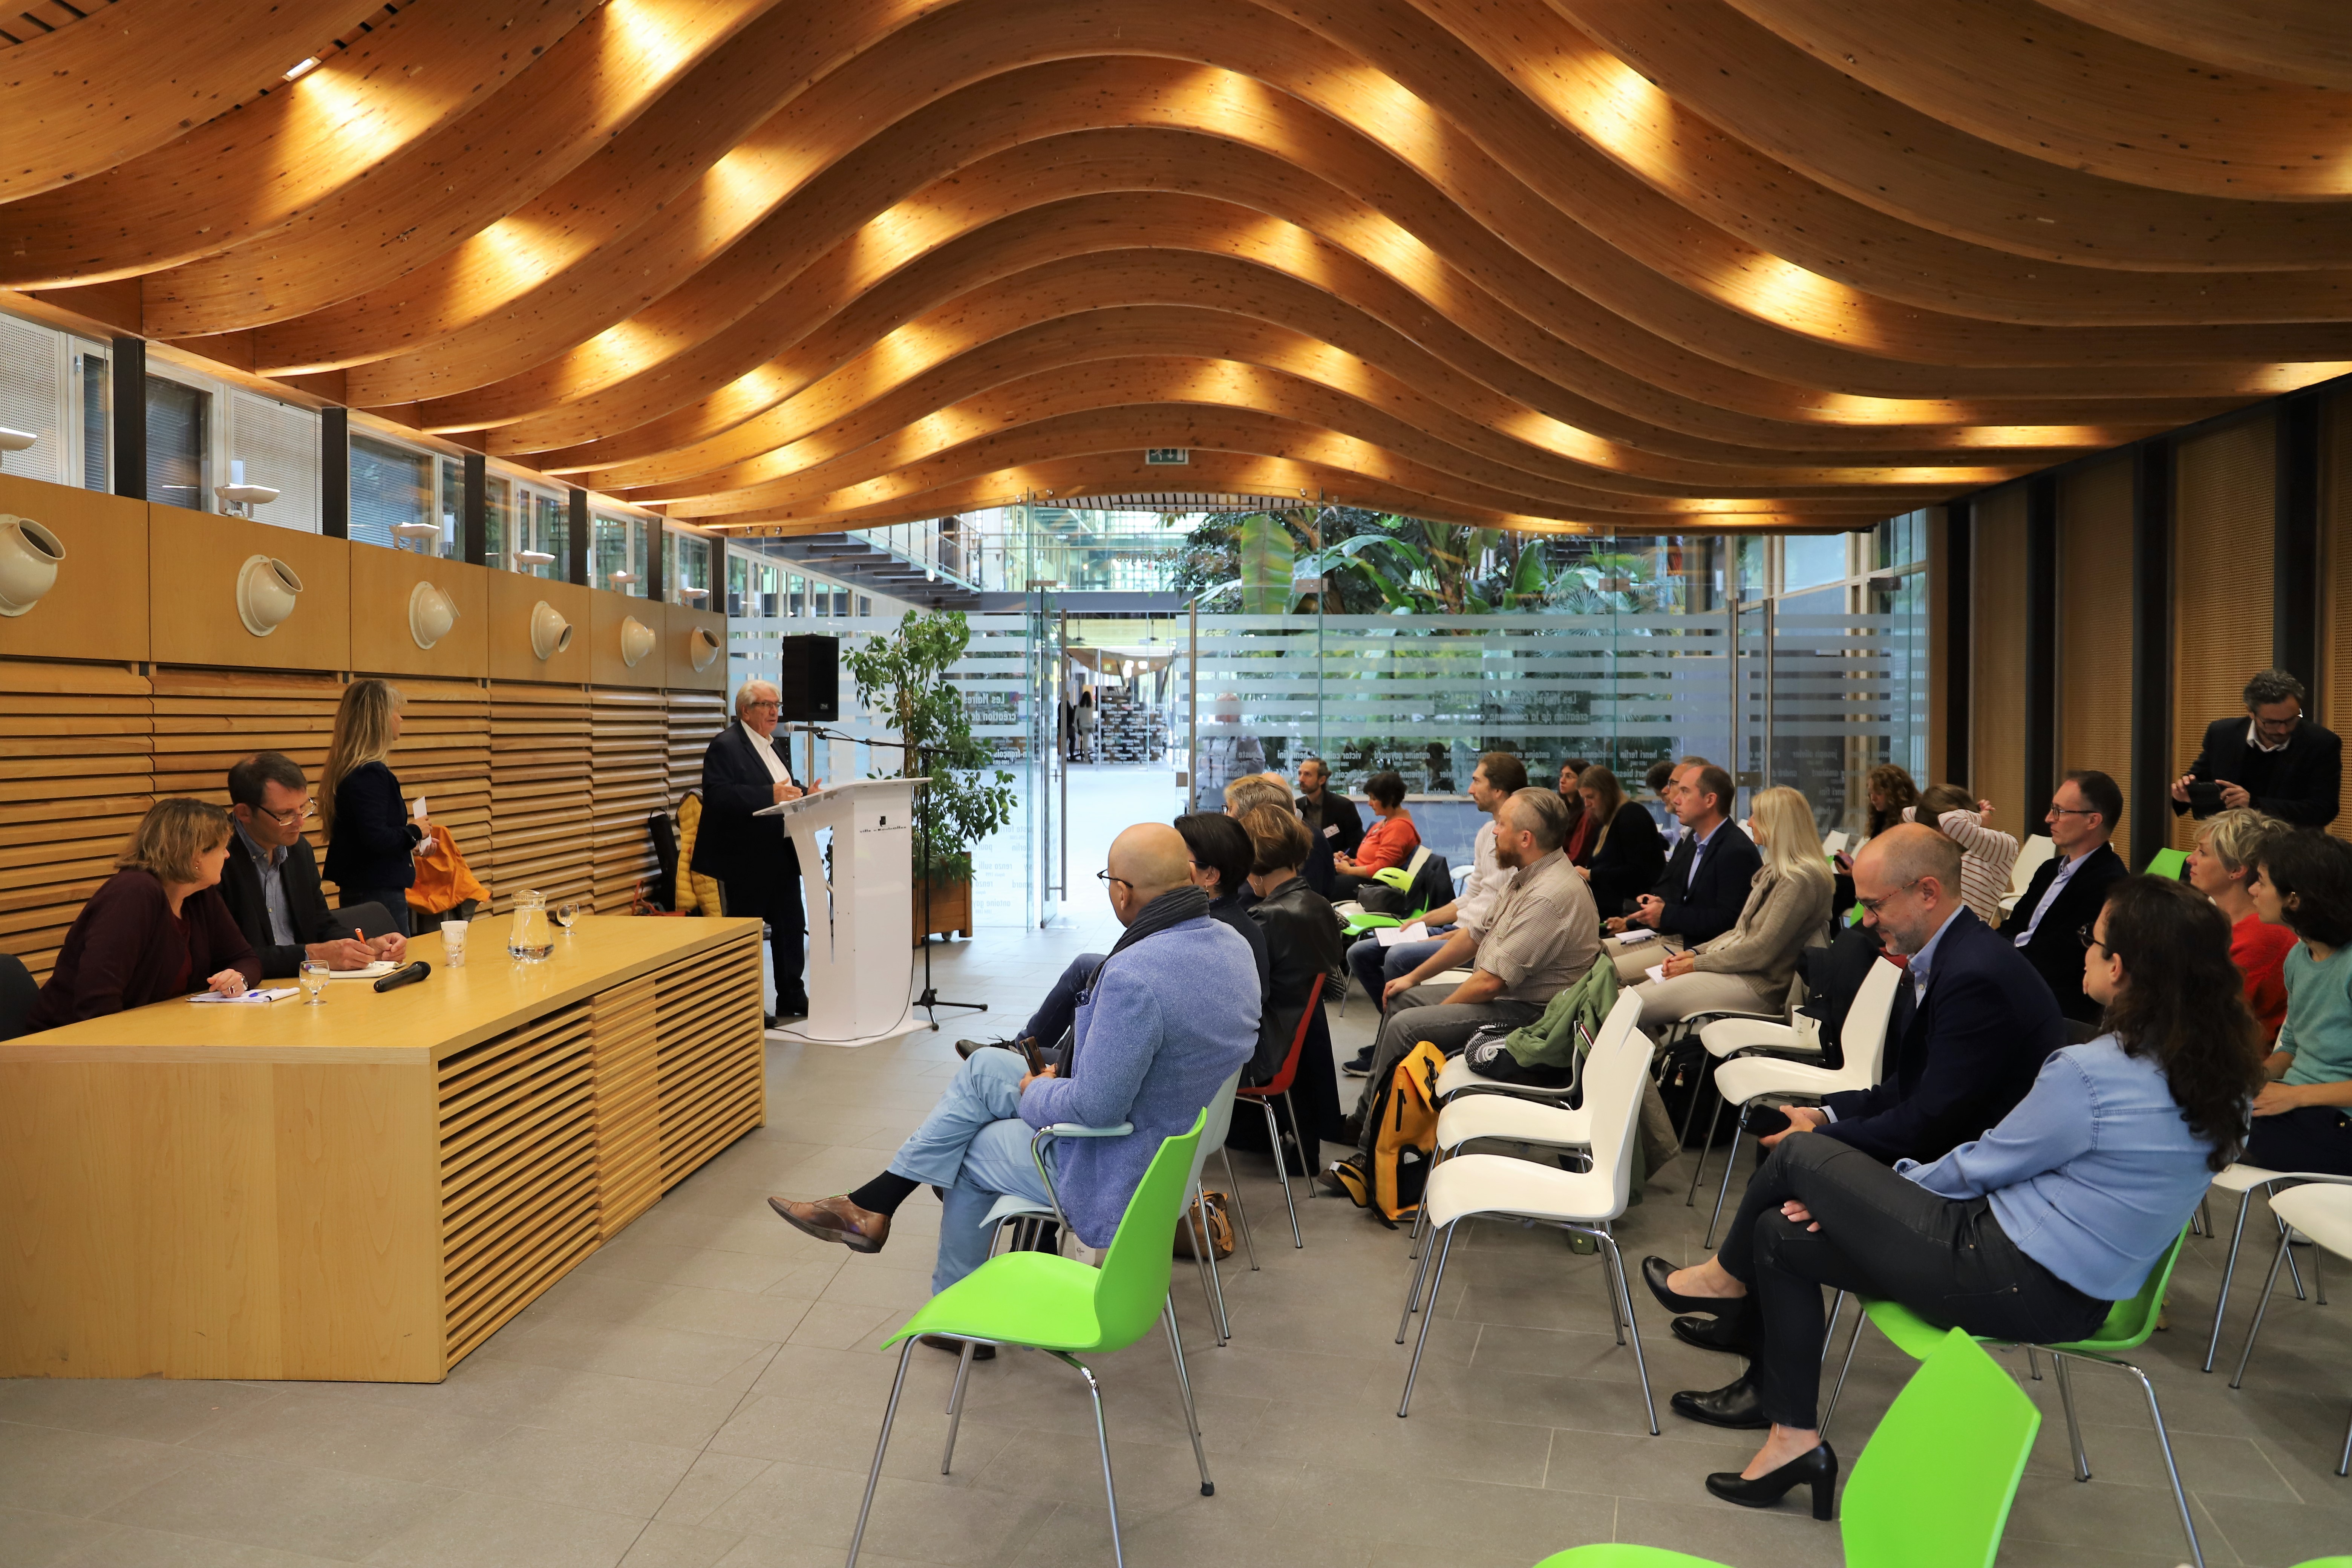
322,678,424,938
1577,764,1667,919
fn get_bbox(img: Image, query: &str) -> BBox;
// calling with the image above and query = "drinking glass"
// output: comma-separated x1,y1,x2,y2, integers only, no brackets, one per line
299,959,330,1004
441,919,469,968
554,900,580,934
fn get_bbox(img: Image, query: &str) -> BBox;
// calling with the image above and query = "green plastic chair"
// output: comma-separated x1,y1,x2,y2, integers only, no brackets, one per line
1821,1228,2202,1567
1341,911,1403,938
1523,1329,2040,1568
844,1109,1211,1568
2142,847,2189,880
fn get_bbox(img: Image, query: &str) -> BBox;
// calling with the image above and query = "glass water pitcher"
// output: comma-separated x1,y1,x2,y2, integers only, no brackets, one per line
507,890,554,963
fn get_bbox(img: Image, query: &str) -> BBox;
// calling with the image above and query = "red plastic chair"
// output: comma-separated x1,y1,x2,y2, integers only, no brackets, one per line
1236,972,1325,1248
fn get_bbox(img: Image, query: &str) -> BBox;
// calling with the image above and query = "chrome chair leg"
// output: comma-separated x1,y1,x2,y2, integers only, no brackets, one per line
1821,1306,1869,1438
2233,1227,2297,1388
2052,1352,2090,1480
1597,1226,1658,1435
941,1341,976,1469
1822,1290,1847,1362
1284,1089,1312,1201
2204,1187,2258,1372
2025,1345,2043,1380
1160,1296,1214,1496
1193,1182,1231,1344
1703,1123,1745,1248
1256,1098,1303,1246
1184,1187,1226,1344
1684,1098,1724,1205
2338,1396,2352,1478
1399,1223,1457,1416
1218,1145,1259,1271
1397,1211,1442,1343
2119,1358,2203,1568
1069,1355,1127,1568
845,1339,917,1568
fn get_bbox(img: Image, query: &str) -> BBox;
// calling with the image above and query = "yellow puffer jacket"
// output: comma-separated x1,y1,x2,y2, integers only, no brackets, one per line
673,793,726,916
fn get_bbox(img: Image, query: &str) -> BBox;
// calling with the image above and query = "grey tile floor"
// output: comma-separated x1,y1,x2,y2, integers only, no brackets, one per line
6,912,2352,1567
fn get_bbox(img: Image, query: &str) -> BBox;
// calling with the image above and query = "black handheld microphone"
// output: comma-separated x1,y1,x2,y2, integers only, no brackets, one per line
373,961,433,993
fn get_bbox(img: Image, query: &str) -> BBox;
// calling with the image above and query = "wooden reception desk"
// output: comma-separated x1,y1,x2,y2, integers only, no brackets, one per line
0,916,766,1383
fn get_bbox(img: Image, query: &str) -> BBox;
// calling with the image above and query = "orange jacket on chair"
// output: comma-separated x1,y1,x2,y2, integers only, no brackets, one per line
407,822,488,915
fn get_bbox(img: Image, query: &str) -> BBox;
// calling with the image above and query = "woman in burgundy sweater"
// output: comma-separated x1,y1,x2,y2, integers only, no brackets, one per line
26,798,261,1031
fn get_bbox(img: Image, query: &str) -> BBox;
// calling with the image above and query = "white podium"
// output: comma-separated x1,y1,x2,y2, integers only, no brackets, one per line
755,777,928,1047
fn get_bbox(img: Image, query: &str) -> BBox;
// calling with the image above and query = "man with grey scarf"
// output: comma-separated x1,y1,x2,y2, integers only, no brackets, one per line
768,823,1260,1348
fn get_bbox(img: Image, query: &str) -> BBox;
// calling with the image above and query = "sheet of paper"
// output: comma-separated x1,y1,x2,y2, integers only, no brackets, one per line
1373,920,1430,948
1612,928,1656,946
1643,964,1667,986
412,794,428,820
329,961,401,980
190,987,302,1004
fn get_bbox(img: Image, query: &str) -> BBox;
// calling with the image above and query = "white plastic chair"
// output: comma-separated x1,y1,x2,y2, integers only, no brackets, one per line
1690,954,1904,1247
1394,1018,1661,1432
2000,832,2056,915
2232,1182,2352,1476
2199,1164,2352,1370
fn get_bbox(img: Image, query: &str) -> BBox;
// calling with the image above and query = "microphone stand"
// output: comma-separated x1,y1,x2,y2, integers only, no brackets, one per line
790,724,985,1032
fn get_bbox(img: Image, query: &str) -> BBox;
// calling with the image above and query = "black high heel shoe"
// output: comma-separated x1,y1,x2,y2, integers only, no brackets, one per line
1641,1256,1749,1318
1704,1442,1839,1519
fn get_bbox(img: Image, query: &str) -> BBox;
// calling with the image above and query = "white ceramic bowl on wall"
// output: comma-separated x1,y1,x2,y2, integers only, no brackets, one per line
689,626,721,671
620,614,655,668
0,515,66,617
236,554,304,637
409,580,459,649
530,600,574,660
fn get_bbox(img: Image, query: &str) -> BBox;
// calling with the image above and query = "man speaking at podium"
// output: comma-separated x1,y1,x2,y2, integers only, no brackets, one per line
694,680,811,1023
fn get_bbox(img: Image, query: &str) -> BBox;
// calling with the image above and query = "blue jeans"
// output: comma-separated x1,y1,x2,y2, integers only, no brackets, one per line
1344,935,1449,1013
885,1049,1058,1294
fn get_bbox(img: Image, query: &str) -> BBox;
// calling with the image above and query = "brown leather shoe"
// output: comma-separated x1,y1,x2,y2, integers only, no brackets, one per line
767,1194,890,1254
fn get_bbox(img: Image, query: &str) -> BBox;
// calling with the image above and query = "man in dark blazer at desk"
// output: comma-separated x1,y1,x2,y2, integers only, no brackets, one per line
693,680,811,1023
219,752,406,977
1606,761,1762,982
2000,769,2129,1024
2172,668,2343,830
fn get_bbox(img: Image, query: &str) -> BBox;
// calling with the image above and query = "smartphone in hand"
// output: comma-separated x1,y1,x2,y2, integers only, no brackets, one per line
1740,1104,1793,1139
1018,1037,1049,1075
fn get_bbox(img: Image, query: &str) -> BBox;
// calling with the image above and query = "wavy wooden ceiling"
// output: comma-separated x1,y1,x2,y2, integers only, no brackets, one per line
6,0,2350,536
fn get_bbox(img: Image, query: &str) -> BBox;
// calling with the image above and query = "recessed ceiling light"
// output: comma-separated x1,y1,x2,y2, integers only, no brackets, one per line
283,57,320,81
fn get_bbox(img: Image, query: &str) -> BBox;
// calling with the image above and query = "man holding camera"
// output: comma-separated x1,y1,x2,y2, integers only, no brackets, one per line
2174,668,2342,830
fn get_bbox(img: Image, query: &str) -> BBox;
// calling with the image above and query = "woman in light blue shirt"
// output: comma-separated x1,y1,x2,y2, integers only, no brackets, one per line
1640,872,2263,1520
2245,829,2352,1176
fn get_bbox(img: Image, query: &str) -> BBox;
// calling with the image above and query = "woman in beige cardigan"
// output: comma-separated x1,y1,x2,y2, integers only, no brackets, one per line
1629,787,1834,1031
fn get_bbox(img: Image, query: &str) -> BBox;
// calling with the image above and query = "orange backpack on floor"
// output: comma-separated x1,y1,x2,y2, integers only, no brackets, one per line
1329,1039,1446,1224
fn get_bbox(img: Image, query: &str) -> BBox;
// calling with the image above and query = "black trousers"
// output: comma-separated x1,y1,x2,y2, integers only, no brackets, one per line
721,876,807,1009
1714,1133,2109,1429
2245,1104,2352,1176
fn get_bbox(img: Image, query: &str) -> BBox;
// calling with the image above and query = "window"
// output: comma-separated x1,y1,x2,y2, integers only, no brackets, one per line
593,511,647,594
858,594,871,617
0,312,64,485
1780,534,1848,594
786,573,803,617
726,553,749,617
78,350,107,491
145,375,209,511
440,462,463,557
351,435,436,551
507,485,568,578
224,389,320,531
668,527,712,606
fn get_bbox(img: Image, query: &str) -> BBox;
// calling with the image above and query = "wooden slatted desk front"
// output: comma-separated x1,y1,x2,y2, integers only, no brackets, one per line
0,915,767,1382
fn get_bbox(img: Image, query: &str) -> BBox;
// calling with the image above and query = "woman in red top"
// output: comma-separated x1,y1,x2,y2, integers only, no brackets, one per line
25,798,260,1031
2187,807,2297,1041
1331,769,1419,897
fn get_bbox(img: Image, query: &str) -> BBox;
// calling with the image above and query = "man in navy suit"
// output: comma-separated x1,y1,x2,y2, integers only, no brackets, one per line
692,680,810,1022
1764,824,2064,1167
2000,770,2130,1024
1606,761,1762,982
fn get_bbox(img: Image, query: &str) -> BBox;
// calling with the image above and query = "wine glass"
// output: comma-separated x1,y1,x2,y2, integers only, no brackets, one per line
299,959,330,1005
554,900,580,935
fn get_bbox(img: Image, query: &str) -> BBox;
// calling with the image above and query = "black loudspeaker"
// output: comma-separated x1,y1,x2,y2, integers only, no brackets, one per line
777,635,839,722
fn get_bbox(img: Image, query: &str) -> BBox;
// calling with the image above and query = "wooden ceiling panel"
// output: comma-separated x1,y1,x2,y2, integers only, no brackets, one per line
9,0,2349,533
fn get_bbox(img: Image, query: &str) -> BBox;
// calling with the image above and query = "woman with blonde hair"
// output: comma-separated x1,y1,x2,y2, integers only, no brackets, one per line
25,799,261,1029
2189,807,2296,1041
322,678,425,937
1906,782,2019,926
1630,786,1834,1031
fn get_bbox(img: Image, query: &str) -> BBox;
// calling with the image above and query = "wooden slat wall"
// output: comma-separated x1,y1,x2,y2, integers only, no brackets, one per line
488,682,594,912
2058,458,2136,845
2328,394,2352,842
386,677,493,899
1971,485,2031,838
591,687,669,913
0,660,153,978
2173,413,2277,849
667,690,728,807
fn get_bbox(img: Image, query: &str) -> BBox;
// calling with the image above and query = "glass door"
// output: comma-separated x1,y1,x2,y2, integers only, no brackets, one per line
1026,578,1063,927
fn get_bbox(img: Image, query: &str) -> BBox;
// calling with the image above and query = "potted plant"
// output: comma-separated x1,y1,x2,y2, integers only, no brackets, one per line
842,609,1016,943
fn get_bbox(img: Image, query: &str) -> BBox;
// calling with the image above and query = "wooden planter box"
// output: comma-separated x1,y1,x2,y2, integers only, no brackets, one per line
914,873,973,944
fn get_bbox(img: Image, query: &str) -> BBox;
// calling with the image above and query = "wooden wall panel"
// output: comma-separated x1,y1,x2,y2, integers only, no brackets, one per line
2057,458,2135,845
2326,392,2352,842
487,573,593,685
488,681,594,914
0,658,153,980
391,677,492,902
147,503,351,674
2173,413,2277,848
666,689,728,811
1970,485,2030,840
149,667,342,901
0,474,149,665
590,687,668,911
349,545,492,683
663,601,728,692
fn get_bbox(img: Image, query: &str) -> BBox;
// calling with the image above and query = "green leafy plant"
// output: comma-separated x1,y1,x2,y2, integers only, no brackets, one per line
842,610,1016,884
